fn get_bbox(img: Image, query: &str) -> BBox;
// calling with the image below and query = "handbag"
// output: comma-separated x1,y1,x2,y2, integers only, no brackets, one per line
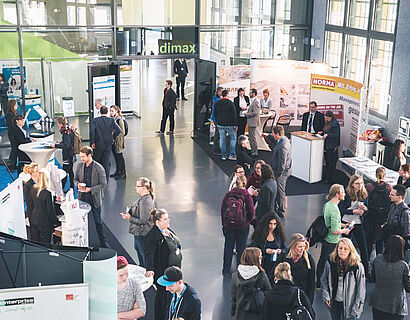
286,288,313,320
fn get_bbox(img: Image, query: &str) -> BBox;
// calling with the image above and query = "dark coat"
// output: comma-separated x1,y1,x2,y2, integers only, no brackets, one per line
173,59,188,77
324,119,340,150
262,280,315,320
5,111,15,128
0,81,9,97
165,283,201,320
338,192,368,223
214,98,237,126
162,88,177,110
9,124,31,161
236,145,255,170
144,226,180,282
279,253,316,304
233,95,250,118
55,128,74,163
301,111,325,133
256,178,277,218
391,154,402,172
24,178,35,218
90,116,121,152
30,188,58,227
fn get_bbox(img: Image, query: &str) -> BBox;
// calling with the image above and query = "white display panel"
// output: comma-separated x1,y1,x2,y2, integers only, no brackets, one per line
0,283,88,320
92,75,116,117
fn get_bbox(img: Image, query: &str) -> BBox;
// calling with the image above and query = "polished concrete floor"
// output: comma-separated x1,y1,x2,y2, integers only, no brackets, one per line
1,60,409,319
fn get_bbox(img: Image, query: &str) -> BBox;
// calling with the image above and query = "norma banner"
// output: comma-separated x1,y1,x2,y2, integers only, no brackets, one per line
310,74,363,156
0,284,88,320
219,65,251,100
92,75,116,118
0,179,26,239
250,60,331,126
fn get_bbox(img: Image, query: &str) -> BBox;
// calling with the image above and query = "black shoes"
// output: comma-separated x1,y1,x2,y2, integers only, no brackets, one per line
166,131,174,135
182,97,188,101
155,130,164,135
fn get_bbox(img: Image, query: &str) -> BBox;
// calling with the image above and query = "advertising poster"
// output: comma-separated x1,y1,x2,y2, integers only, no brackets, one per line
1,66,26,94
219,65,251,100
310,74,363,156
92,75,115,118
250,60,331,126
0,178,27,239
120,61,141,116
0,283,88,320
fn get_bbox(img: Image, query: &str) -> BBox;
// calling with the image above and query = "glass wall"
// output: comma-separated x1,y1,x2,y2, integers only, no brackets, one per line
323,0,398,118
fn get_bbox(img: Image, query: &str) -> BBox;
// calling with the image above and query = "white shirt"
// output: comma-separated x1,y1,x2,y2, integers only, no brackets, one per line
239,96,247,117
260,97,272,110
307,112,316,133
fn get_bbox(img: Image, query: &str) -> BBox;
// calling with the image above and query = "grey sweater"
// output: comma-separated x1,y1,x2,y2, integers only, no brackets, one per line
128,194,154,236
369,255,410,315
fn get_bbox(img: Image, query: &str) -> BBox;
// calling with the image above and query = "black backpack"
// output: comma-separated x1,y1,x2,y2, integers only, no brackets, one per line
286,288,314,320
306,215,328,247
240,274,265,315
123,118,129,136
368,182,391,221
222,193,247,227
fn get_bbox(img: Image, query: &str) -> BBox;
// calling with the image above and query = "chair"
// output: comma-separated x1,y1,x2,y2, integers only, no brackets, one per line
262,111,276,134
276,114,291,136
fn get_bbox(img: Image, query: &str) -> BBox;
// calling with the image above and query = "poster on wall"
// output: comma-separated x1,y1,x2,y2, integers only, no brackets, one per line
120,62,141,116
92,75,115,118
310,74,363,156
0,283,88,320
250,60,331,126
218,65,251,100
0,178,27,239
1,66,26,94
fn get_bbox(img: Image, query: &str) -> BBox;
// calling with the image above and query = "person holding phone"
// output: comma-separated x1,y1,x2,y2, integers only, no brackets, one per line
120,177,155,267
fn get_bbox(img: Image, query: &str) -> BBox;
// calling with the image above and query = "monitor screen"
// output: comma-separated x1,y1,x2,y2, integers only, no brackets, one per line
399,118,408,131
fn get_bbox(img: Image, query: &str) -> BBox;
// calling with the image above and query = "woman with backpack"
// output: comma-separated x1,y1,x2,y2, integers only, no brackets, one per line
254,164,277,220
262,262,315,320
221,175,255,277
54,117,75,190
250,212,286,284
279,233,315,304
365,167,392,257
231,247,271,320
110,105,126,180
338,174,370,277
321,238,366,320
229,165,246,191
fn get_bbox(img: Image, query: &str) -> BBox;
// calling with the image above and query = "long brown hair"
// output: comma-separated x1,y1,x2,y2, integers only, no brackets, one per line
241,247,265,272
375,167,386,184
323,111,336,131
7,99,17,114
346,174,367,201
110,105,123,117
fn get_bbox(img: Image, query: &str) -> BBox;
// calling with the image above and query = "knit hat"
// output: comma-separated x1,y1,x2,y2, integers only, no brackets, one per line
117,256,128,270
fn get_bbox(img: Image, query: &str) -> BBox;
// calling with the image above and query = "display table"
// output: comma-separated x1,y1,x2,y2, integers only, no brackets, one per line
291,131,324,183
18,141,55,168
255,111,275,151
58,200,91,247
128,264,154,292
339,157,399,185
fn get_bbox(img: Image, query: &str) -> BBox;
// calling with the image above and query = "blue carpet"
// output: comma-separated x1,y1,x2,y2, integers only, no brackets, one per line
0,166,17,192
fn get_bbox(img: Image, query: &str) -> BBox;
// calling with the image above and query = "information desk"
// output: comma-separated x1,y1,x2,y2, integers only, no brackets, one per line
291,131,324,183
255,111,275,151
128,264,154,292
339,157,399,185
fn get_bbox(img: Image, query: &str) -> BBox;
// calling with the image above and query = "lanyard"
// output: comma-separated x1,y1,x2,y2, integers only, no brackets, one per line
274,137,283,151
158,227,180,249
170,285,186,316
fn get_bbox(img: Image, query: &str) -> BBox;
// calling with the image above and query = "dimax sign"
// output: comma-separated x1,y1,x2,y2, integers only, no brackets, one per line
158,40,197,55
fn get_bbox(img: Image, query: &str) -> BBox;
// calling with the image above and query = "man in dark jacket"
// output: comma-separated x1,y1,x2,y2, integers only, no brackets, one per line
156,80,177,135
173,58,188,101
300,101,325,134
268,125,291,217
90,105,121,181
214,89,238,161
236,135,255,176
157,266,201,320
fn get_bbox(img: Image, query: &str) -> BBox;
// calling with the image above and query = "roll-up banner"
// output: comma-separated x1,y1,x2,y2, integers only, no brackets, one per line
310,74,363,156
0,179,27,239
250,60,331,126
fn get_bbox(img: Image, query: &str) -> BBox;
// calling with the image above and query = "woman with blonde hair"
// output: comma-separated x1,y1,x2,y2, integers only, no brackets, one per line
338,174,369,276
321,238,366,320
231,247,271,320
121,177,155,267
263,262,315,320
280,233,315,303
30,170,58,243
23,162,39,220
110,105,126,180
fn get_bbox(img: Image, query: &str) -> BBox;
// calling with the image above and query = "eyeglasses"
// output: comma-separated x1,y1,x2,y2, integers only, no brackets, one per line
136,185,143,188
237,170,245,174
255,167,261,170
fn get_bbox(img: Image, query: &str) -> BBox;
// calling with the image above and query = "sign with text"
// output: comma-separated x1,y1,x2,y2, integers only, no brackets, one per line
158,39,197,55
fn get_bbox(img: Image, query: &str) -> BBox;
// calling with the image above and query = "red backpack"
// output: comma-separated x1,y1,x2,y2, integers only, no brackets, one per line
222,193,247,227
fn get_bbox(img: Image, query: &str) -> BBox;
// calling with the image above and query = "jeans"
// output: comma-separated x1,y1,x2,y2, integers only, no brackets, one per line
222,226,249,275
218,125,237,158
133,235,146,267
330,301,356,320
372,308,404,320
160,107,175,133
317,240,337,285
90,205,107,246
325,148,338,183
346,224,369,275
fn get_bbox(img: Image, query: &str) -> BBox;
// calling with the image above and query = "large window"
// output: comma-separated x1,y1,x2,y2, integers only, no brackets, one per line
324,0,398,117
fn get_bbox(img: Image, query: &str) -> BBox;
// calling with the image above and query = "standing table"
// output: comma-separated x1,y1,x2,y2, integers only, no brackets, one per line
291,131,324,183
255,111,274,151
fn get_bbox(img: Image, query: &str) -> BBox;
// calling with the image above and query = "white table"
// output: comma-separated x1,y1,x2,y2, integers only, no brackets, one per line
18,142,56,168
128,264,154,292
339,157,399,185
255,111,275,151
291,131,324,183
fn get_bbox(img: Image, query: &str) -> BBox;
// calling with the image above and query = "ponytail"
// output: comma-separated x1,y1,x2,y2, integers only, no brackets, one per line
137,177,155,201
376,167,386,184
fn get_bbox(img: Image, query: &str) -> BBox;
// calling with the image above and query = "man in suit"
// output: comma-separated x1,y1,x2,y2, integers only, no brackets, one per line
270,125,292,217
300,101,325,134
90,105,121,181
245,88,260,157
9,115,32,172
74,146,109,248
156,80,177,135
174,58,188,101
